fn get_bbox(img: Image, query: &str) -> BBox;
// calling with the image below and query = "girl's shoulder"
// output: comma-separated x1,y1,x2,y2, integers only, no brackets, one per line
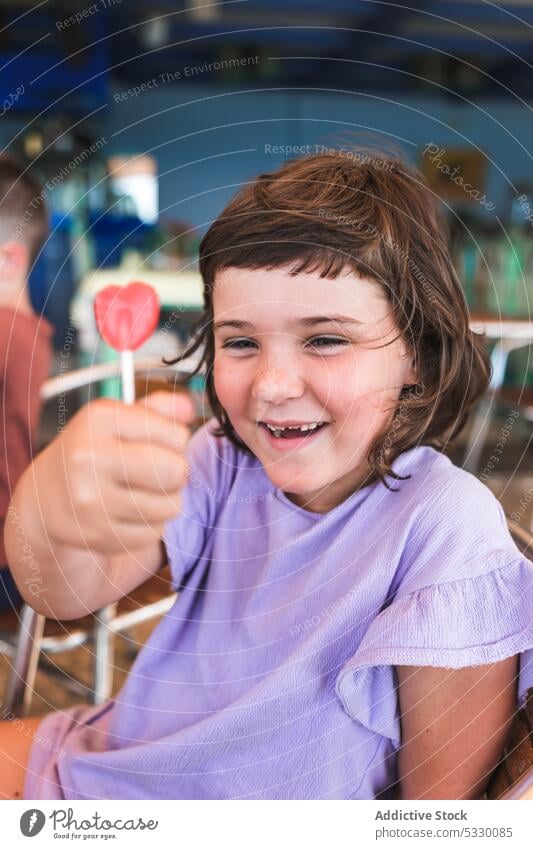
389,444,528,595
394,443,507,515
337,446,533,746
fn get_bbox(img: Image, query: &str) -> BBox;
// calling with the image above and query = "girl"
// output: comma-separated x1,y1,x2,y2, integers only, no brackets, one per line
3,150,532,800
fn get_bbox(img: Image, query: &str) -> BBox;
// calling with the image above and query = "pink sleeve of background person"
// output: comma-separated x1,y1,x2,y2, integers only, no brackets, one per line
0,307,53,564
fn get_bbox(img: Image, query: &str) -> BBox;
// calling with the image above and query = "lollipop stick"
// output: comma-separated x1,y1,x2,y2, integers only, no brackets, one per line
120,349,135,405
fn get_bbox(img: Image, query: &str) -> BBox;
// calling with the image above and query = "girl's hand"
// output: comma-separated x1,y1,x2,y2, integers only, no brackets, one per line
34,390,195,555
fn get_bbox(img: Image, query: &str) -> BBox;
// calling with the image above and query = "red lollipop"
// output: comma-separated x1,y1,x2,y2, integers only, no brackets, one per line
94,282,160,404
94,282,160,352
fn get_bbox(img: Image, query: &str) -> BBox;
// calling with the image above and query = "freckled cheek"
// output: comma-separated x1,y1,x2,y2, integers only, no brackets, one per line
346,352,404,397
322,358,376,402
308,356,355,392
328,359,401,425
213,358,251,414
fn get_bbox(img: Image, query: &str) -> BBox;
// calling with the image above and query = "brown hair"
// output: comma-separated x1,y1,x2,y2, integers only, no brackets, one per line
171,147,490,490
0,154,49,266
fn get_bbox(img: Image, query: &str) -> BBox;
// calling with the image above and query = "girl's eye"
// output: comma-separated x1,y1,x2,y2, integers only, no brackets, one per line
221,339,257,350
307,336,349,349
221,337,349,351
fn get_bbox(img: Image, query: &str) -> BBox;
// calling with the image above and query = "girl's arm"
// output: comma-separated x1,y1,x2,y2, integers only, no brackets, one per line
6,469,166,619
397,656,518,799
4,391,193,620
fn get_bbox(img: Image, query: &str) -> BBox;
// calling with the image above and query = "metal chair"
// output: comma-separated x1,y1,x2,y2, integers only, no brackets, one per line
0,357,202,715
463,369,533,476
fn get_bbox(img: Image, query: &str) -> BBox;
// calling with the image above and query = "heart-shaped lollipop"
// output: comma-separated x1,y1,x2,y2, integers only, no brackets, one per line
94,282,160,352
94,282,160,405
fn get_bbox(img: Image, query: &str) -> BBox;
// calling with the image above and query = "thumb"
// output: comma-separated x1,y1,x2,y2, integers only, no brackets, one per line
140,389,196,425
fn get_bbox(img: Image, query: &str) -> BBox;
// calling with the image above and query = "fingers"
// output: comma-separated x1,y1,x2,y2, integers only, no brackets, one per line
111,485,184,524
107,442,190,493
67,482,182,552
91,519,169,554
57,391,197,553
85,394,193,452
123,391,193,451
141,389,195,424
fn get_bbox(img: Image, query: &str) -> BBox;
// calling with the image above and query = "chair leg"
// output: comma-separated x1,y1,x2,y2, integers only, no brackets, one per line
92,605,117,705
119,627,140,661
4,605,45,717
463,396,493,474
463,342,510,475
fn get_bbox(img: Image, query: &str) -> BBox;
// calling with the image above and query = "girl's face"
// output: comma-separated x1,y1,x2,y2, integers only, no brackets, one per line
213,265,417,513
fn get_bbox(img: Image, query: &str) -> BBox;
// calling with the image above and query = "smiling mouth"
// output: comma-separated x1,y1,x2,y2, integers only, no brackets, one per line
258,421,329,439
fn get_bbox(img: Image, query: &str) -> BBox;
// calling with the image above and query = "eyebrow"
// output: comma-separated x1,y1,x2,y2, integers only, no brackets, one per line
213,315,366,331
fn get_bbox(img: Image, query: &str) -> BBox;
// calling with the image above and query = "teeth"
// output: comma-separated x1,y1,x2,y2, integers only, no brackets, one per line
265,421,323,435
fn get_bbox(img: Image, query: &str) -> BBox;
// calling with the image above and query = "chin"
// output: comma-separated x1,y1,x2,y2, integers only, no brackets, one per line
267,471,327,495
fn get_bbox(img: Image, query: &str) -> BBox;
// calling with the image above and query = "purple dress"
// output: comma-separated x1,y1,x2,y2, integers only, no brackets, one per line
24,420,533,799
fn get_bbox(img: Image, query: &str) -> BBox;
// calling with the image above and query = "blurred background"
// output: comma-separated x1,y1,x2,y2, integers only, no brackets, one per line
0,4,531,337
0,0,531,713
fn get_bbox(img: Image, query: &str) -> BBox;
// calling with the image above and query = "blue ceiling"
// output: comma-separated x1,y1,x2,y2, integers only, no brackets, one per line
1,0,533,112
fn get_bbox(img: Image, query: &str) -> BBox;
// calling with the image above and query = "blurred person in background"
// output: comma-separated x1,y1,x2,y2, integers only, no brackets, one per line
0,155,52,612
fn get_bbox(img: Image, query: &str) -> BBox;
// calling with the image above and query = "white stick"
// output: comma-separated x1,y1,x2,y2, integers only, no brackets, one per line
120,349,135,405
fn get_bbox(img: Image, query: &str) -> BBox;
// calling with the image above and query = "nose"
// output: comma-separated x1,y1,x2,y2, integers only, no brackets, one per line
251,364,305,408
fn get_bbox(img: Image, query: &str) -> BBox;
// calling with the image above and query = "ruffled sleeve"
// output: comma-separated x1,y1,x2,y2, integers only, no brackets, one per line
336,558,533,749
163,418,229,589
335,465,533,747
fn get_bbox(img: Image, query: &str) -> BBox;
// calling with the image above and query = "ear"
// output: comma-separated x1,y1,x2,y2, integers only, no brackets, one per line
405,355,418,386
401,345,418,387
0,241,30,278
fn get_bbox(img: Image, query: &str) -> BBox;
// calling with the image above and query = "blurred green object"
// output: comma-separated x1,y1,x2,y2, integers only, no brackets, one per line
483,232,532,318
187,373,209,420
455,232,532,317
97,340,122,398
454,233,532,388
